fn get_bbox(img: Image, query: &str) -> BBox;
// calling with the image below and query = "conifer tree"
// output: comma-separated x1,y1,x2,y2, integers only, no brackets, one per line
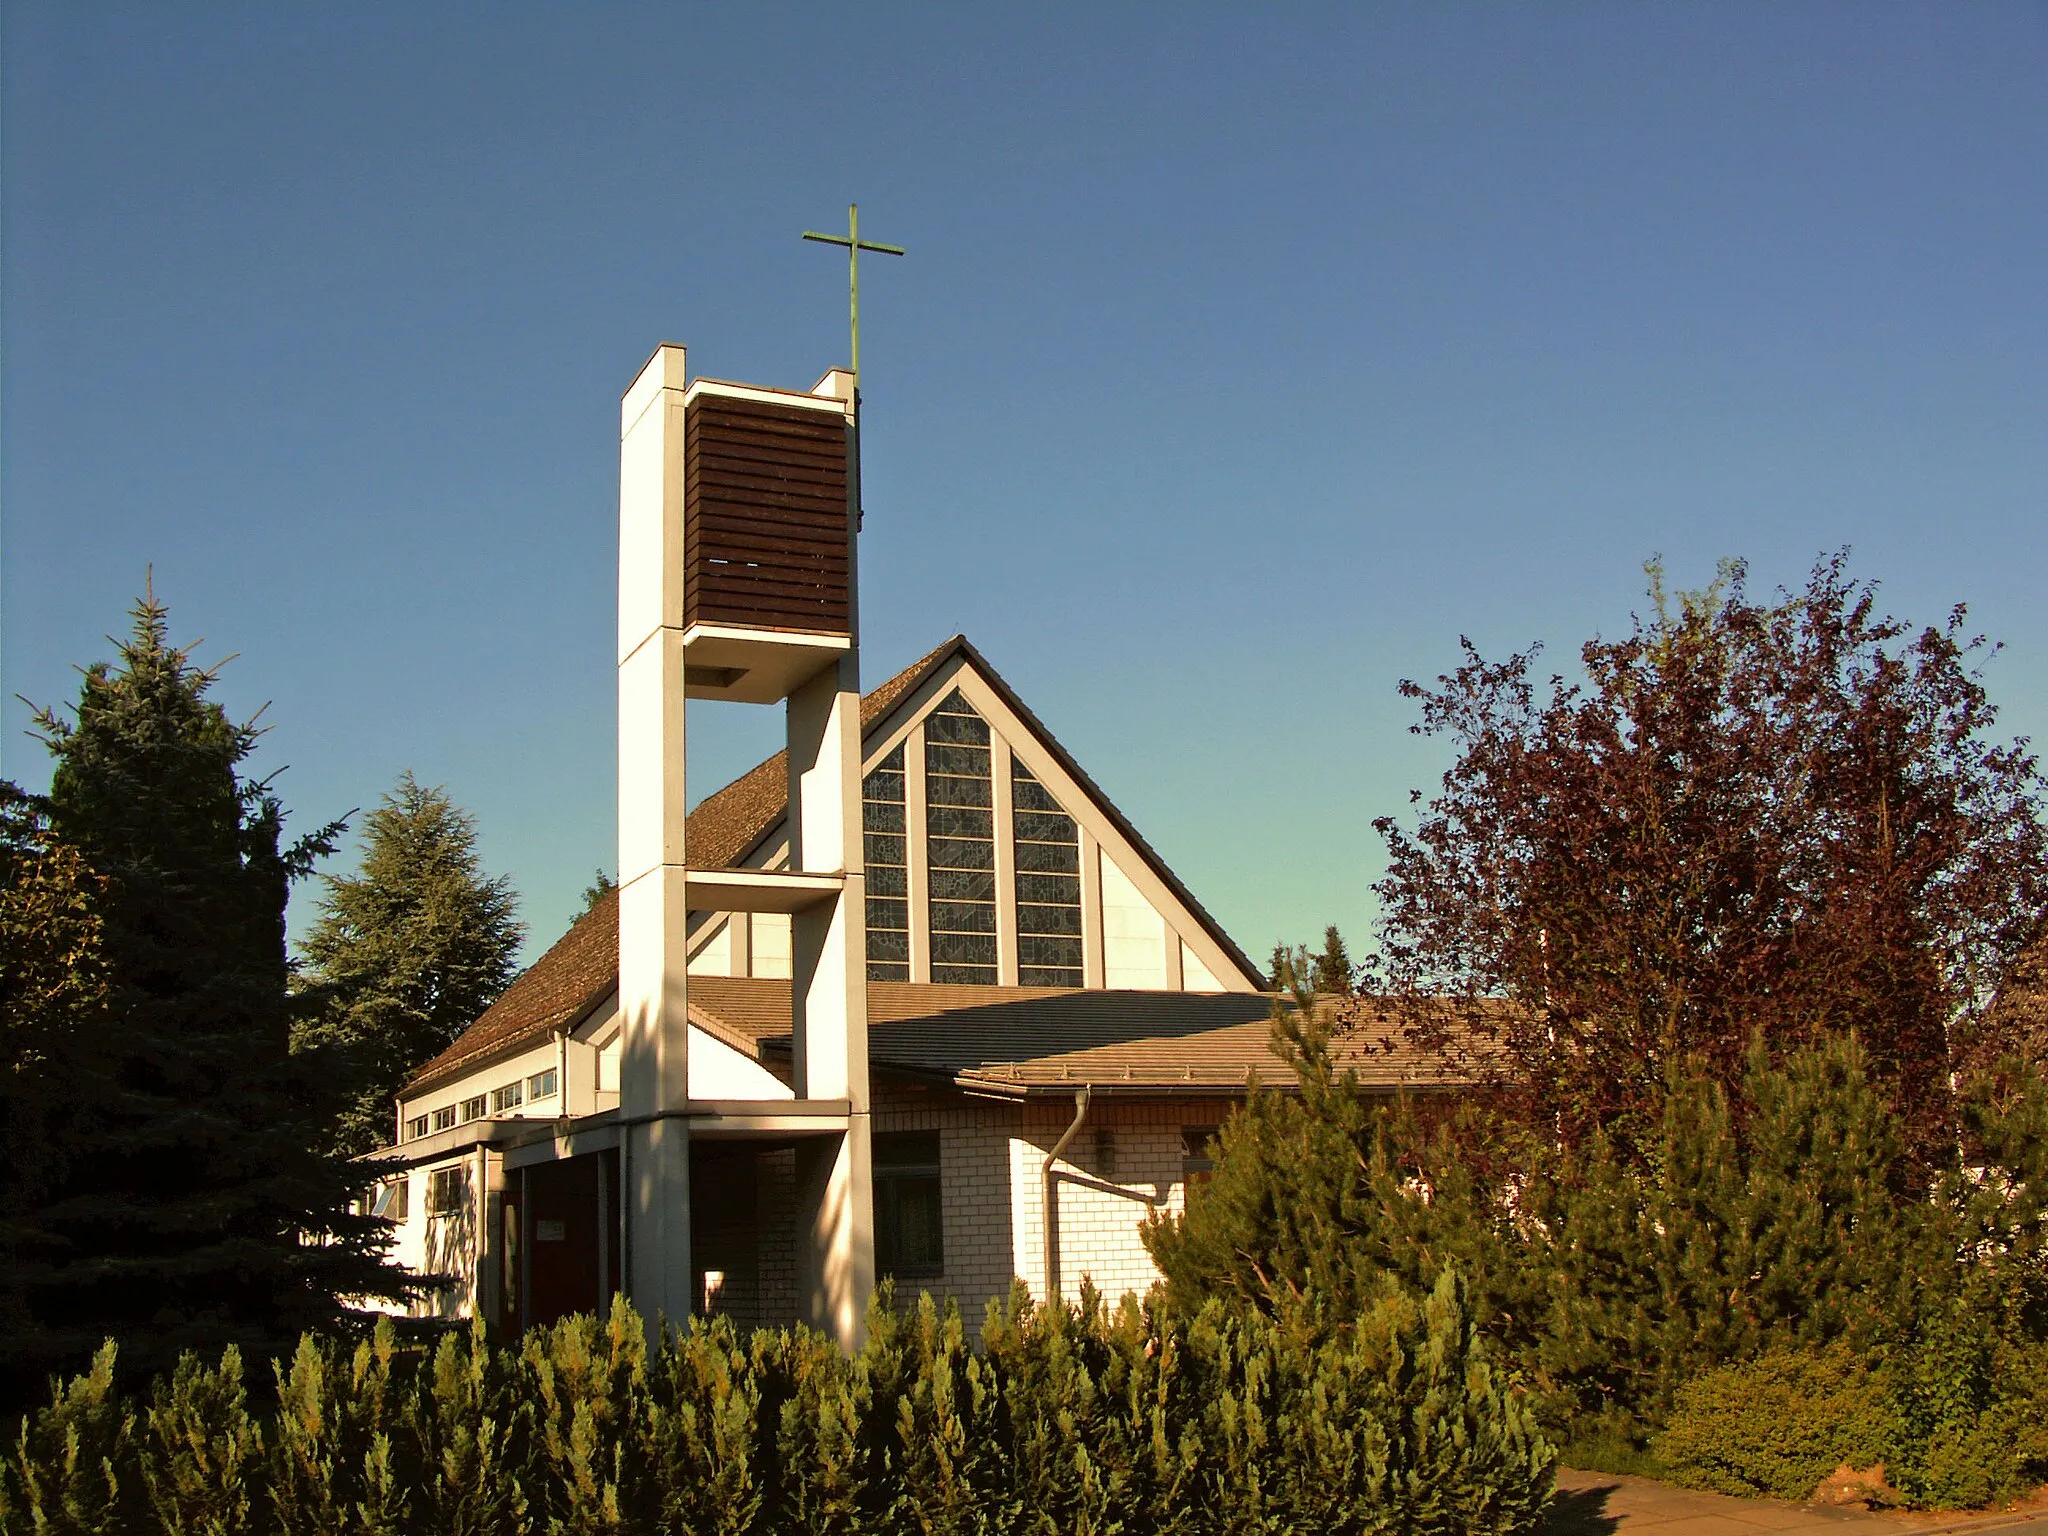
578,868,616,917
295,771,523,1156
14,590,409,1396
1312,924,1354,995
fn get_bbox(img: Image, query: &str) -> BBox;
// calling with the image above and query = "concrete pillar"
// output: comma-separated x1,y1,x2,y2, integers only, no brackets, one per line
795,1128,873,1343
617,343,693,1327
787,654,875,1345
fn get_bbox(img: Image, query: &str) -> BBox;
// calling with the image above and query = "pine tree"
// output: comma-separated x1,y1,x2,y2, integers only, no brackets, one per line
16,590,410,1395
295,772,523,1157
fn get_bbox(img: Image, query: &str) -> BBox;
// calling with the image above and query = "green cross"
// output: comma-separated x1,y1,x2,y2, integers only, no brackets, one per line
802,203,905,384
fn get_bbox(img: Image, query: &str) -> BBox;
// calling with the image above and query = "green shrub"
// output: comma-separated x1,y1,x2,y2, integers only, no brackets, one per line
1656,1323,2048,1512
1653,1345,1889,1500
0,1276,1555,1536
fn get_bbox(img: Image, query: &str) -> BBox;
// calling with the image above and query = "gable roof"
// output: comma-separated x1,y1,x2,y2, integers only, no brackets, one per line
408,884,622,1094
406,635,1263,1096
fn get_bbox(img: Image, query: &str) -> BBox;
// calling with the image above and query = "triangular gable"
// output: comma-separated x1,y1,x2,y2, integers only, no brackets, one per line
691,638,1264,993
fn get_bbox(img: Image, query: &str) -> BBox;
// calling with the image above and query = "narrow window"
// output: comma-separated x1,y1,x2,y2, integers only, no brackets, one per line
528,1068,558,1100
1012,759,1083,986
460,1095,486,1122
491,1081,524,1113
1093,1126,1118,1179
1181,1127,1218,1191
875,1130,944,1278
863,744,910,980
431,1105,457,1133
924,692,996,984
371,1176,410,1222
405,1114,429,1141
426,1166,468,1216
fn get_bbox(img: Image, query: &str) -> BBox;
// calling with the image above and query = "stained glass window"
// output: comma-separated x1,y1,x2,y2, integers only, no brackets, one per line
925,692,997,983
1013,759,1083,985
864,744,909,980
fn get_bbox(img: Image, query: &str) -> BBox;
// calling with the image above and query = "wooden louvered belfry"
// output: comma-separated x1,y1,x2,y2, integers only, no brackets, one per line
656,366,859,705
684,390,853,638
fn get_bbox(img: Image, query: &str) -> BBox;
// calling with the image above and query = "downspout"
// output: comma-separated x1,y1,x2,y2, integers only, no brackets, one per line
1040,1086,1092,1302
556,1029,570,1119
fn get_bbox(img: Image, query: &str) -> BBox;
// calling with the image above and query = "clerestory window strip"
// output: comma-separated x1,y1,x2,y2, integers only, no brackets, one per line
1012,759,1083,986
925,691,997,983
863,744,909,980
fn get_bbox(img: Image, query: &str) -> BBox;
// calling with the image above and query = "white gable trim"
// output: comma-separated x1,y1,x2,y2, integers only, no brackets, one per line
863,651,1258,993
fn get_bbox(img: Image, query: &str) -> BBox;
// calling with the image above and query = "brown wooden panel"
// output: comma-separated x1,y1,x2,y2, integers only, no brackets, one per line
684,393,851,636
688,411,846,443
687,516,852,556
691,459,851,493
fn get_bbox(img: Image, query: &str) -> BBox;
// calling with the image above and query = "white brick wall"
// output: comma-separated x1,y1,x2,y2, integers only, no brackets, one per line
876,1090,1220,1326
874,1090,1022,1327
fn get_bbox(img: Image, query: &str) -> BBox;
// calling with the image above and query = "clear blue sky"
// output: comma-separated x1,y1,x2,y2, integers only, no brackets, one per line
5,5,2045,965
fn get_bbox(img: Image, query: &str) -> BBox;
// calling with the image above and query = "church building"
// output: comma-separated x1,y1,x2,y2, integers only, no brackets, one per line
366,344,1444,1345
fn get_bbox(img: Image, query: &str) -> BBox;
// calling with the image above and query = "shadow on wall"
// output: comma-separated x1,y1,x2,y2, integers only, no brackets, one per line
425,1175,478,1320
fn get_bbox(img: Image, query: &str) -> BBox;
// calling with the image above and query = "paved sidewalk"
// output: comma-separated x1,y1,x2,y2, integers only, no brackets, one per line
1543,1468,2048,1536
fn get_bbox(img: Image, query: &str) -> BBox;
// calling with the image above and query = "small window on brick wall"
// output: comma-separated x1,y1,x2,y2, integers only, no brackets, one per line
1181,1127,1217,1190
1093,1126,1118,1179
875,1130,943,1279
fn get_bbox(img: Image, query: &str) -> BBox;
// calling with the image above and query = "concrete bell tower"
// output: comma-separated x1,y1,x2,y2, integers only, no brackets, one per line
615,344,873,1344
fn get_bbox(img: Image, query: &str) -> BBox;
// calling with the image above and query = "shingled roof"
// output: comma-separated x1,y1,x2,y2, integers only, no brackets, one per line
407,641,956,1096
681,976,1476,1095
406,634,1267,1096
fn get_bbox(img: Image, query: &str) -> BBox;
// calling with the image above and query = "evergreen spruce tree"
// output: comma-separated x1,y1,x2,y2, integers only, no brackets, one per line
1312,925,1354,995
295,772,523,1157
16,590,410,1395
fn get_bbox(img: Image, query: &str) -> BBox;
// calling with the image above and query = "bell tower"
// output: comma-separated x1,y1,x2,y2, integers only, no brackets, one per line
615,343,872,1344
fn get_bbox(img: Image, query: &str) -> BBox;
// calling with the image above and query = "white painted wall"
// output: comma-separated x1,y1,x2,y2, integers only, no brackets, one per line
689,1026,793,1100
1181,941,1224,993
750,913,792,979
1099,854,1168,989
688,918,731,976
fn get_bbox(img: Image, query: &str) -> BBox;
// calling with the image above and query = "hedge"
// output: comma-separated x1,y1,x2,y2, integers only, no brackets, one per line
0,1269,1555,1536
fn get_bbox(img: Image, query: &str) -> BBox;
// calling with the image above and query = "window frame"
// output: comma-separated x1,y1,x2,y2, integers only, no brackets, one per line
426,1165,468,1217
873,1130,945,1280
371,1176,410,1222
